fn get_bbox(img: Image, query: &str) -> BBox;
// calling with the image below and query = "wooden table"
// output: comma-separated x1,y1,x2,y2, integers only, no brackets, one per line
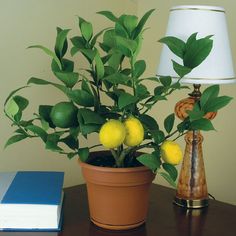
1,184,236,236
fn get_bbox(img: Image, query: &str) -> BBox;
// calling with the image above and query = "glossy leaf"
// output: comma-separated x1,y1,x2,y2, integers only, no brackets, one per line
4,134,27,149
200,85,219,109
97,11,118,22
159,172,177,188
159,36,185,59
5,98,19,118
203,96,233,113
159,76,172,87
134,60,146,78
183,36,213,69
172,60,192,78
137,153,161,172
139,114,159,131
164,113,175,134
190,118,215,131
67,89,94,107
54,71,79,88
79,108,105,124
163,163,178,181
54,28,70,59
26,125,48,142
81,21,93,41
118,92,138,109
78,147,89,162
123,15,138,33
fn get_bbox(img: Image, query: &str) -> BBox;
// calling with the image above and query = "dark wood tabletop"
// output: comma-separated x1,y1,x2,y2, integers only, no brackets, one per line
1,184,236,236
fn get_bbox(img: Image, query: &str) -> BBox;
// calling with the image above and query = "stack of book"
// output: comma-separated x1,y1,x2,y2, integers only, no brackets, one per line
0,171,64,231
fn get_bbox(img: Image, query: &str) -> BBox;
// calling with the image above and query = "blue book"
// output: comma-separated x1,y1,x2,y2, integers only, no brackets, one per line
0,171,64,231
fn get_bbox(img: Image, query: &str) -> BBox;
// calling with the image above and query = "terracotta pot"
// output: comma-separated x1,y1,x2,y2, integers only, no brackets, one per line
79,151,155,230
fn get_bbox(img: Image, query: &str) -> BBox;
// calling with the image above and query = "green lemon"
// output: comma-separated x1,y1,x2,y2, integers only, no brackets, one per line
161,140,183,165
99,119,126,149
124,117,144,147
50,102,78,128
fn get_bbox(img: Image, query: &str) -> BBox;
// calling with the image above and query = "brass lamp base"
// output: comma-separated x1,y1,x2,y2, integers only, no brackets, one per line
174,197,209,209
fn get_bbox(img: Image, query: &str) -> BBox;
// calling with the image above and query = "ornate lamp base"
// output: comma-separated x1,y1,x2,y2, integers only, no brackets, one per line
174,84,217,209
174,197,209,209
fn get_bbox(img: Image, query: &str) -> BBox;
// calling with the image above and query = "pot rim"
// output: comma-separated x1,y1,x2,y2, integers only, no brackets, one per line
78,158,151,173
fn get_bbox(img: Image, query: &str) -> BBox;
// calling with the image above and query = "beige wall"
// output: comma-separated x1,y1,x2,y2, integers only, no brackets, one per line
1,0,235,205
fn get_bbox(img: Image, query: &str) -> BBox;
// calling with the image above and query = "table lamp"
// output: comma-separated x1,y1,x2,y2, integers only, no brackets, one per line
157,5,235,208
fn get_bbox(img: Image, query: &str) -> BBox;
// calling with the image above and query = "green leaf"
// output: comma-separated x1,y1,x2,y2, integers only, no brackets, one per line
164,113,175,133
187,109,205,121
162,163,178,181
159,76,172,87
79,108,105,124
60,135,78,150
13,96,29,111
200,85,219,109
115,36,137,56
4,134,27,149
134,60,146,78
51,58,74,72
70,36,86,49
159,36,185,59
185,32,197,51
172,60,192,78
81,21,93,41
46,133,63,152
39,105,55,128
151,130,165,144
115,21,129,38
108,50,123,70
67,89,94,107
133,9,155,39
159,172,177,188
80,49,96,62
203,96,233,113
190,118,215,131
78,147,89,162
136,84,150,99
97,11,118,22
103,72,131,85
183,36,213,69
137,153,161,172
28,45,61,69
26,125,48,142
123,15,138,33
91,28,109,47
55,28,70,59
54,71,79,88
118,92,138,109
81,79,93,95
5,98,19,118
139,114,159,131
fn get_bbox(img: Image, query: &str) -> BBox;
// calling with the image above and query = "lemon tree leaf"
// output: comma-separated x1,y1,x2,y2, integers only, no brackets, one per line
46,133,63,152
159,172,177,188
200,85,219,109
67,89,94,107
118,92,138,109
60,135,78,150
203,96,233,113
134,60,146,78
159,36,185,59
162,163,178,181
190,118,215,131
97,11,118,22
13,96,29,111
54,71,79,88
137,153,161,172
55,28,70,58
164,113,175,134
81,21,93,41
78,147,89,162
139,114,159,131
94,50,105,80
4,98,19,118
79,108,105,124
172,60,192,78
4,134,27,149
26,125,48,142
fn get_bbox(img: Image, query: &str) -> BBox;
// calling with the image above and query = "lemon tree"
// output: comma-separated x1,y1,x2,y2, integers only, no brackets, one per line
4,10,233,187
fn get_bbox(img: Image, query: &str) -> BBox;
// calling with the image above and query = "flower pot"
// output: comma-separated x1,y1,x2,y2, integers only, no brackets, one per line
78,151,155,230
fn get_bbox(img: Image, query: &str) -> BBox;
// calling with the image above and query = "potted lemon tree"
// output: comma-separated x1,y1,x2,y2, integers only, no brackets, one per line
4,10,232,230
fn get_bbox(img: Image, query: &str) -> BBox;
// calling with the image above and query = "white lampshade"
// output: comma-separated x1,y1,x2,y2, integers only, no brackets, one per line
157,5,236,84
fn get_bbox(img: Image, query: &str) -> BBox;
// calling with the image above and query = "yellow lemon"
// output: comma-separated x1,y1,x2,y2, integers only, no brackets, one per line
124,117,144,147
161,140,183,165
99,119,126,149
